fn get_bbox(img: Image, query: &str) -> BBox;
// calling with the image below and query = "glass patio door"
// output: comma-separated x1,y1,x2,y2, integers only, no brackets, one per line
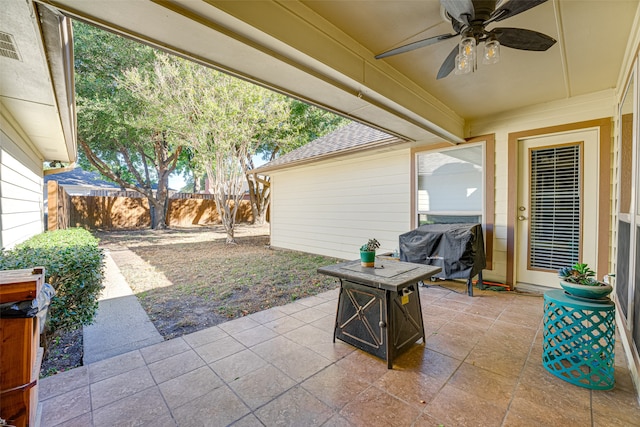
517,130,599,289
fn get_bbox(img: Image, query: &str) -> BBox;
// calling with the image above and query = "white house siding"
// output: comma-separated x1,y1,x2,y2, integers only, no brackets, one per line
270,148,411,261
1,110,44,249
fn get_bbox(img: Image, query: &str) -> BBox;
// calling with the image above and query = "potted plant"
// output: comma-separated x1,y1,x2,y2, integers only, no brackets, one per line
558,262,613,299
360,238,380,267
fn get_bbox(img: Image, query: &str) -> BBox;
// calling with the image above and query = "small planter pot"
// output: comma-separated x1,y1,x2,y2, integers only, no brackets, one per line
560,280,613,299
360,250,376,267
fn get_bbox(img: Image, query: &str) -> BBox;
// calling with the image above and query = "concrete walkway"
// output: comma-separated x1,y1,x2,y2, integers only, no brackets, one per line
83,250,163,364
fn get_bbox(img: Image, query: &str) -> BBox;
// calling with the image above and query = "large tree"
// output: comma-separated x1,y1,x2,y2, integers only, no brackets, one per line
74,22,183,229
168,60,290,242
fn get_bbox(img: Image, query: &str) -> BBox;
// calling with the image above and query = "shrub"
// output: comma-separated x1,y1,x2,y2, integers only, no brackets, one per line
0,228,105,335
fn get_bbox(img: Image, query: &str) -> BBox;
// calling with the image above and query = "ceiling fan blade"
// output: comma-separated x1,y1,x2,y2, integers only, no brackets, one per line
440,0,474,26
489,0,548,23
375,33,458,59
491,27,556,51
437,45,458,80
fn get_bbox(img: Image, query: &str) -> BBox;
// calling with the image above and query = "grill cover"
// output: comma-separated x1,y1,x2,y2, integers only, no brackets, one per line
399,223,486,280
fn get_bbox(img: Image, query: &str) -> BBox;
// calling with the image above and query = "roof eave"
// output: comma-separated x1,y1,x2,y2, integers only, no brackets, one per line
252,136,406,175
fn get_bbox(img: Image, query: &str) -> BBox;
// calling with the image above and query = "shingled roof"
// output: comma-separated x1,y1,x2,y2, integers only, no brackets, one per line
44,166,118,189
253,122,404,174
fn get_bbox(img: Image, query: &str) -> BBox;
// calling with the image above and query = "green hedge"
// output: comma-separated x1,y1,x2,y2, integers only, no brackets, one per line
0,228,105,335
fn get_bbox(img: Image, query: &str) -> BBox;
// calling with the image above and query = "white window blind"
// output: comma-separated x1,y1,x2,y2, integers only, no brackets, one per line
529,144,581,270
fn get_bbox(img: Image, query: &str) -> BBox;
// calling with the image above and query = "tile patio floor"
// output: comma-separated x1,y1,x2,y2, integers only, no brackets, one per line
38,282,640,426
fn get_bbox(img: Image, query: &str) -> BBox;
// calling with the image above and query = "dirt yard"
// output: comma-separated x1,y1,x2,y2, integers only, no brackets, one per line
95,224,341,338
42,224,342,376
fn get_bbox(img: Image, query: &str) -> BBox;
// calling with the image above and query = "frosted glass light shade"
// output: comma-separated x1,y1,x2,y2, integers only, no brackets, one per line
483,40,500,64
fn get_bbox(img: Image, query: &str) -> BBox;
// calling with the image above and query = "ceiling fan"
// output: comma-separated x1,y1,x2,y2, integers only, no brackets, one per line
375,0,557,79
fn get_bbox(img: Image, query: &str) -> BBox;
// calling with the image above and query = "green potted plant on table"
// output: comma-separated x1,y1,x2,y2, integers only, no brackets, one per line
558,262,613,299
360,238,380,267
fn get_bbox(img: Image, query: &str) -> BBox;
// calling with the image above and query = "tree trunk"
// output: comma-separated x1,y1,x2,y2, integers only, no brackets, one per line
247,173,270,225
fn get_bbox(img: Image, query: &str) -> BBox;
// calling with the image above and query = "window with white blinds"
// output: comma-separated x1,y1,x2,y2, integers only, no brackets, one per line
529,144,581,271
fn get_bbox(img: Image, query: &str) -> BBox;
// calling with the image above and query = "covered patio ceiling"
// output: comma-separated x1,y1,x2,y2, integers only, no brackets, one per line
35,0,640,145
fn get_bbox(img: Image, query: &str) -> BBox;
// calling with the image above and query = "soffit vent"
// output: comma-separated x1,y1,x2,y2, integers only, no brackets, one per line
0,31,21,61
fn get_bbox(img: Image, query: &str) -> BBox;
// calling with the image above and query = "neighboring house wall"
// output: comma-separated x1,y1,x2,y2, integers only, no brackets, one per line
0,109,44,249
270,148,411,260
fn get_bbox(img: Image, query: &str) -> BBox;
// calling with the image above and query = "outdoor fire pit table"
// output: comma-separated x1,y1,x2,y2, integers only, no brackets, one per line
318,259,441,368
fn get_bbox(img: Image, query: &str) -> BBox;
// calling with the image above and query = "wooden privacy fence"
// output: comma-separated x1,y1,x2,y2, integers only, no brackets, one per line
47,181,253,230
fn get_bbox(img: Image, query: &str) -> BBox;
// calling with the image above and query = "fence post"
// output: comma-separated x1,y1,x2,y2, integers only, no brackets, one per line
47,181,58,230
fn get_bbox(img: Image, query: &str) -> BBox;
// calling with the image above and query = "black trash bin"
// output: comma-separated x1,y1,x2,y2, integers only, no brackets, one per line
399,223,486,296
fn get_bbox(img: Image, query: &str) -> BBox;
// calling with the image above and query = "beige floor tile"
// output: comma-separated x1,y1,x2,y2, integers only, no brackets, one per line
194,335,246,363
172,385,249,427
451,310,497,329
291,306,329,323
463,303,505,320
467,335,530,378
321,413,354,427
92,387,172,426
228,364,296,409
591,385,640,426
140,337,191,364
498,308,543,329
315,288,340,300
334,350,390,384
159,365,224,410
314,300,338,314
297,295,329,307
310,313,337,331
247,306,287,324
182,325,228,348
424,329,477,360
284,323,333,347
218,316,261,335
40,386,91,427
448,362,517,402
302,364,370,410
374,368,442,409
339,385,421,426
269,345,332,382
90,365,155,409
425,384,507,427
148,349,205,384
396,346,462,382
251,335,302,362
230,414,265,427
273,301,307,315
254,385,334,427
39,365,89,401
503,382,591,427
88,350,145,383
210,349,268,382
263,314,306,334
304,339,356,362
233,324,279,347
51,411,93,427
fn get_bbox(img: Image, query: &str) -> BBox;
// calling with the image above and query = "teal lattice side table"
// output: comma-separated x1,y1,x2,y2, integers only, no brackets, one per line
542,289,615,390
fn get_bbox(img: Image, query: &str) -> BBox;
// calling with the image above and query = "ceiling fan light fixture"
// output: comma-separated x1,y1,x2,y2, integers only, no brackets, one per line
483,39,500,64
459,36,476,59
455,54,472,75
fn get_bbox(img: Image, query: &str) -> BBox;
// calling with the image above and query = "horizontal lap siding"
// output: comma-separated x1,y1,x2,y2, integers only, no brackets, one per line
270,149,411,260
1,123,43,249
